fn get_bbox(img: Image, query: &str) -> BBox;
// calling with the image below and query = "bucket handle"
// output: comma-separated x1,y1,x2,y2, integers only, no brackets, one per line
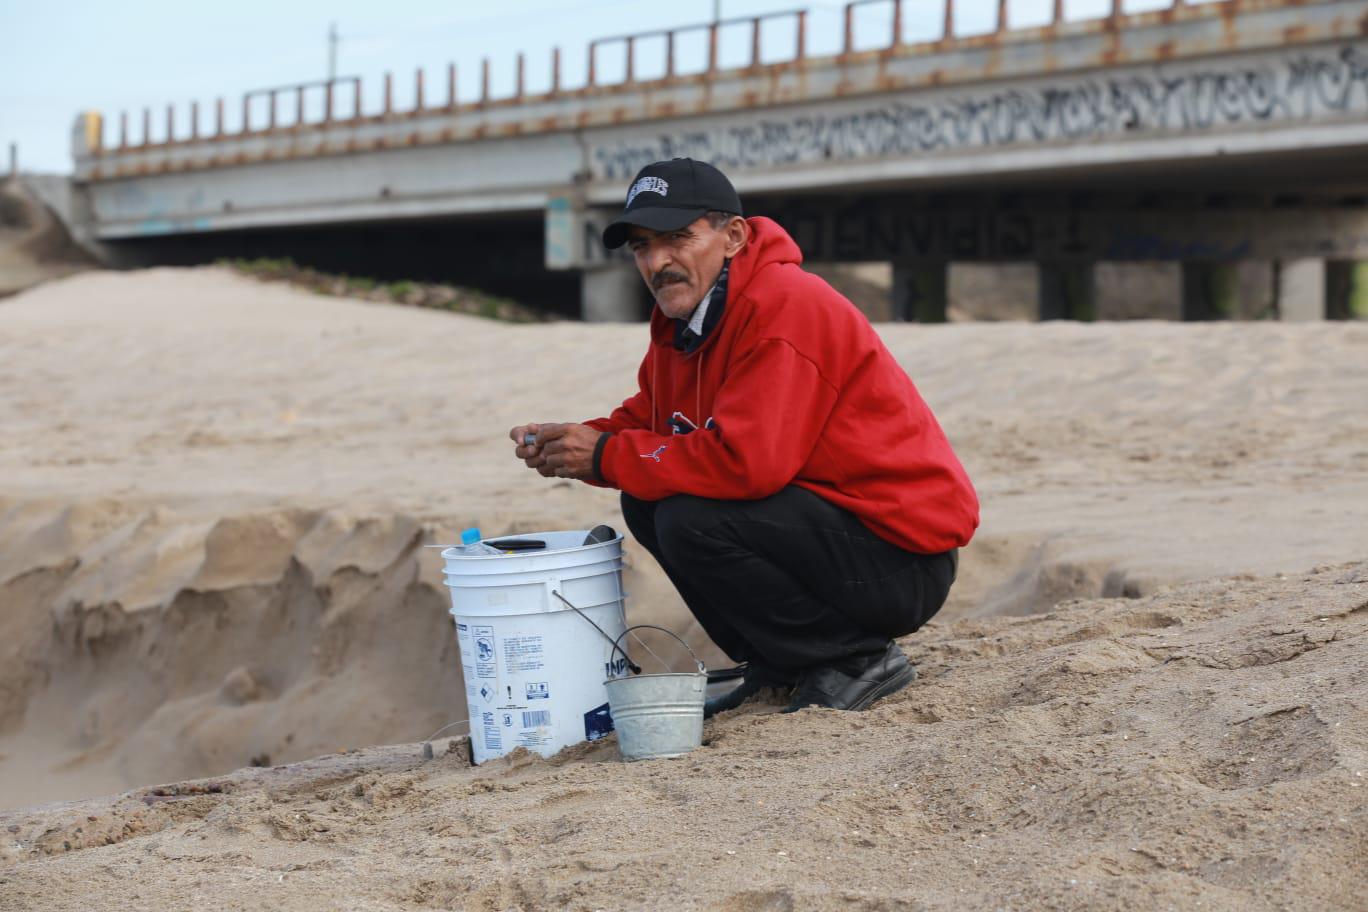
609,624,706,678
551,588,642,675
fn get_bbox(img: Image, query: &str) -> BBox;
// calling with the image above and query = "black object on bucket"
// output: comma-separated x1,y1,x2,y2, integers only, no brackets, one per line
706,664,747,684
583,524,617,546
484,537,547,551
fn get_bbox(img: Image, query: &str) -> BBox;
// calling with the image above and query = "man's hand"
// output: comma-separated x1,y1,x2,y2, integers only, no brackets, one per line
510,422,602,479
539,423,603,480
510,422,553,476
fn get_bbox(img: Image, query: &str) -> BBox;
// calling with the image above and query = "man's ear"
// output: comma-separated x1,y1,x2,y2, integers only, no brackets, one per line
723,216,749,258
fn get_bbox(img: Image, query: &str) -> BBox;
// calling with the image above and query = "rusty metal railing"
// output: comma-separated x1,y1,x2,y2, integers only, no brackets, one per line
587,8,807,87
95,0,1258,155
838,0,1142,54
242,77,362,132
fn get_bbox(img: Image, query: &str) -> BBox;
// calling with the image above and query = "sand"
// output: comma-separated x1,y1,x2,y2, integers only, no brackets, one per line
0,267,1366,907
2,562,1365,910
0,180,91,298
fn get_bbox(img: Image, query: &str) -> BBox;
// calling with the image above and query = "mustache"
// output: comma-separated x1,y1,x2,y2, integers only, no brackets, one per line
651,270,689,291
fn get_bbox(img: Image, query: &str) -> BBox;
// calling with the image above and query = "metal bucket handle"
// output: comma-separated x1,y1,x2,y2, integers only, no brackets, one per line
608,624,706,678
552,588,642,675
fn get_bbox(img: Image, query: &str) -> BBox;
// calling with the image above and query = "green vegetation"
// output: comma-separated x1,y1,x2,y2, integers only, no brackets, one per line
214,257,551,323
1062,266,1095,322
221,256,296,279
1352,263,1368,320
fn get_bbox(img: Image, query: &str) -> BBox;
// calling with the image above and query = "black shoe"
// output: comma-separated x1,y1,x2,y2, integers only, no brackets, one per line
704,663,796,719
782,642,917,713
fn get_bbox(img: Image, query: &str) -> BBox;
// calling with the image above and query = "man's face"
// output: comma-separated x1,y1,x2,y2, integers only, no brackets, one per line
626,216,747,320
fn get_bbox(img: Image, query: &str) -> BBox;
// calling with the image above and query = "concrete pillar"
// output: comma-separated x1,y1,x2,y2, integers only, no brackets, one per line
1038,262,1095,321
1184,261,1277,321
891,261,947,322
1183,262,1239,321
1326,261,1355,320
1277,258,1326,322
1093,262,1182,320
581,263,646,322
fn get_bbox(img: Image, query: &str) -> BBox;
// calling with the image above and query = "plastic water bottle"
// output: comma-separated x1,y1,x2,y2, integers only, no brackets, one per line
460,528,502,556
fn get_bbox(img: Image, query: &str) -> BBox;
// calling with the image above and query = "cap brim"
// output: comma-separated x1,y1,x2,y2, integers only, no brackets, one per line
602,207,709,250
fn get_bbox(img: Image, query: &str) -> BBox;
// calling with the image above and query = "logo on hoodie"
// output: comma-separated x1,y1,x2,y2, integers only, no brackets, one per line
626,176,669,208
640,445,668,462
669,411,715,436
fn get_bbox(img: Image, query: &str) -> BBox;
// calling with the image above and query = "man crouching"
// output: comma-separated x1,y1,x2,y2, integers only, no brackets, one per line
510,158,978,716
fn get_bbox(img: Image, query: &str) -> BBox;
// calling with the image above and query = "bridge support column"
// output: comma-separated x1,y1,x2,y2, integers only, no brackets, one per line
1326,261,1368,320
1183,263,1228,321
1182,261,1276,321
1327,261,1355,320
581,263,646,322
1277,258,1326,322
1039,262,1095,321
891,261,947,323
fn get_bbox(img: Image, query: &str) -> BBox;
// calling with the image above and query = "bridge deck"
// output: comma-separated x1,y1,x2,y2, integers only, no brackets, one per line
69,0,1368,243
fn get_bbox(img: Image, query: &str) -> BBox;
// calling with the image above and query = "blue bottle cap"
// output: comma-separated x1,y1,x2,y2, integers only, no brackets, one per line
460,528,482,545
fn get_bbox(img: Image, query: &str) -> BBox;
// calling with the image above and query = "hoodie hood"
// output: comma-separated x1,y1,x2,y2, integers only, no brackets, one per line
648,216,803,345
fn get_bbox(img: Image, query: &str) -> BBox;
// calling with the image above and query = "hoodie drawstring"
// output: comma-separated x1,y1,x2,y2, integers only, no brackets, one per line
650,355,658,436
696,349,704,432
647,342,706,439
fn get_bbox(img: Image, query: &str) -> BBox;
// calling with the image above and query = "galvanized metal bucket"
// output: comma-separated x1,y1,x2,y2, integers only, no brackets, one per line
603,625,707,761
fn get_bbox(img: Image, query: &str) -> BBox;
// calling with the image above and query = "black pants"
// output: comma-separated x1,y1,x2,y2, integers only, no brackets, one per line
620,486,957,676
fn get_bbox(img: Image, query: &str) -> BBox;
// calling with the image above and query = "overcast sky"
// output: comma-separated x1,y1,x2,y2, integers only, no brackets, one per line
2,0,1163,174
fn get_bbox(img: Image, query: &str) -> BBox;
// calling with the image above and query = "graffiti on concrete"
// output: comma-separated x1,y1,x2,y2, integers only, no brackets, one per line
593,45,1368,180
759,201,1368,262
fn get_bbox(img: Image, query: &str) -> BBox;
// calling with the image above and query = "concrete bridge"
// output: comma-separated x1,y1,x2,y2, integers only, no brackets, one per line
66,0,1368,320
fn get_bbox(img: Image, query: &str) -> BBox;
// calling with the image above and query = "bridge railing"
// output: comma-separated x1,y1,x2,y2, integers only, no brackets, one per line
91,0,1248,155
839,0,1138,55
241,77,364,132
586,8,808,86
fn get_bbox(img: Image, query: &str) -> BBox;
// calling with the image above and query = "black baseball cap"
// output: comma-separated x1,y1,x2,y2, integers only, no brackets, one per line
602,158,743,249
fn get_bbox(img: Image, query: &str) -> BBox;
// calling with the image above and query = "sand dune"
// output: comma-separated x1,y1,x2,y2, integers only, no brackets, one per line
0,180,91,298
0,267,1366,833
3,561,1364,910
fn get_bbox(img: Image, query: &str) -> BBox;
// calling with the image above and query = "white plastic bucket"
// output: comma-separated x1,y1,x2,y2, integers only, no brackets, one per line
441,530,627,764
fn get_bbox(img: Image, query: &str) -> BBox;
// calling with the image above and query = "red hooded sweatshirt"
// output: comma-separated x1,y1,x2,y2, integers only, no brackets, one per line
585,217,979,554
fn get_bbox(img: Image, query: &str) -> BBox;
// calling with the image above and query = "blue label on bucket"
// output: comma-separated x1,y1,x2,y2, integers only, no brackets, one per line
473,626,496,678
584,702,614,741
